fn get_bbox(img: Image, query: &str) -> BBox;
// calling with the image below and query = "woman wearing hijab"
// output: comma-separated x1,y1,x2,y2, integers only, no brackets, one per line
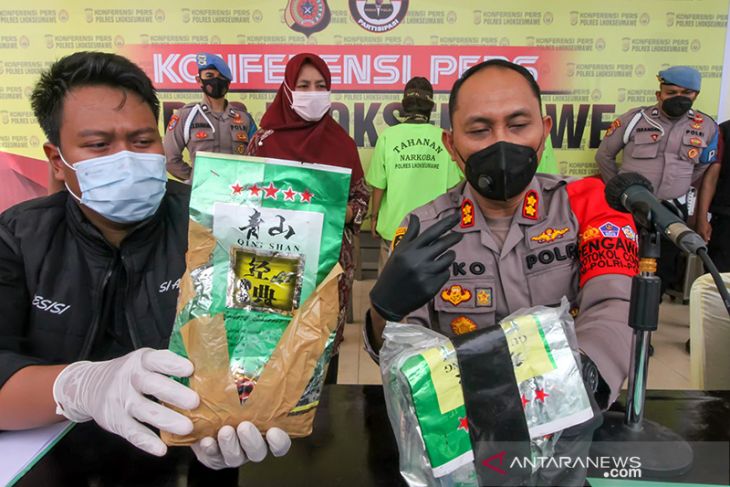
247,53,369,380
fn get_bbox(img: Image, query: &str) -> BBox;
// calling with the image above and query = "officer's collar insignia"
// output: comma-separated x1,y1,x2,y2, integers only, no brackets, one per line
450,315,477,335
531,227,569,244
392,226,407,250
522,190,539,220
201,104,209,111
440,284,472,306
461,198,475,228
651,108,659,117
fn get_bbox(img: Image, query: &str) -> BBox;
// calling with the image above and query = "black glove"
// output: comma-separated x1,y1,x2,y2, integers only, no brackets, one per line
370,212,463,322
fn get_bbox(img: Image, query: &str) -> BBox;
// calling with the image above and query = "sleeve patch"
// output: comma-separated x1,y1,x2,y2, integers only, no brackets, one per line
566,177,639,287
167,114,179,132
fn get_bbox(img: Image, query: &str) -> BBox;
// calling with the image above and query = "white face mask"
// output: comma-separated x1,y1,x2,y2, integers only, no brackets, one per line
290,90,332,122
60,150,167,224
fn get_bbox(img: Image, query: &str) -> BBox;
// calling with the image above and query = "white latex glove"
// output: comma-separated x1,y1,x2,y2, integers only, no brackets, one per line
53,348,199,457
191,421,292,470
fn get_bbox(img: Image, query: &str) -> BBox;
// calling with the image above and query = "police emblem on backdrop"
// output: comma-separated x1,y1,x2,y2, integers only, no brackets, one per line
349,0,409,33
284,0,331,37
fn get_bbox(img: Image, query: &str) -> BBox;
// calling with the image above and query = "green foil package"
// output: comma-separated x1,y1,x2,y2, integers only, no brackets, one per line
163,152,350,445
380,298,594,486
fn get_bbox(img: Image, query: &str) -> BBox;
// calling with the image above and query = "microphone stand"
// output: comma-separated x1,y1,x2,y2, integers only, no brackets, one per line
591,226,693,477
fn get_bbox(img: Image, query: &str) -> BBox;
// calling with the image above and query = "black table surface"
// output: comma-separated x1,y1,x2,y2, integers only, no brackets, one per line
17,386,730,487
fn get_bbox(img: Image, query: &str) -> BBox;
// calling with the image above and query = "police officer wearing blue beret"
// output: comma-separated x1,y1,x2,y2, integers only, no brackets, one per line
596,66,719,298
164,53,257,182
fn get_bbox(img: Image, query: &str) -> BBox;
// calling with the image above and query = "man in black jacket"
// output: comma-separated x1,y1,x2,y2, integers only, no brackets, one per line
0,52,289,469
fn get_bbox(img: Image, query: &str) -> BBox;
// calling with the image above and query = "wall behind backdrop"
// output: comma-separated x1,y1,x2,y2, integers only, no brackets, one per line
0,0,728,189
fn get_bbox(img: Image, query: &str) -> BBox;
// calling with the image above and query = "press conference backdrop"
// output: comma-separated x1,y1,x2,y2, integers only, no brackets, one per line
1,0,729,182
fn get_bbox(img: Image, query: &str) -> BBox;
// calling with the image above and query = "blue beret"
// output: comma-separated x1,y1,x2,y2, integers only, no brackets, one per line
657,66,701,92
196,53,232,81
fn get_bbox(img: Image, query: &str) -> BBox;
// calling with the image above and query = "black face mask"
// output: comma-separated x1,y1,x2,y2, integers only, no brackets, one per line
662,95,693,118
461,140,540,201
201,77,230,99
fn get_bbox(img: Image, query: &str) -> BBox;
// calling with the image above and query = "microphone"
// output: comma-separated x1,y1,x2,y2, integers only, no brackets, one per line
604,172,707,254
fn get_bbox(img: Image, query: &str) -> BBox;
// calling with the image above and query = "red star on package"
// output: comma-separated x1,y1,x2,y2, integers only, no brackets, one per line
283,186,297,201
230,182,243,195
521,394,529,408
535,388,549,403
457,416,469,431
249,183,261,197
300,189,313,203
264,182,279,199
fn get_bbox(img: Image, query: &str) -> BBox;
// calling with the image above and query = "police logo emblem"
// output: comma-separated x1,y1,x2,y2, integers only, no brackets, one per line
688,147,699,159
621,225,637,242
599,222,620,238
285,0,331,37
349,0,409,33
197,54,207,66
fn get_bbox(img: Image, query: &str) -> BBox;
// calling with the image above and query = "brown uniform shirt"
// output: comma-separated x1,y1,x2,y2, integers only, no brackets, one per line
595,105,719,200
392,175,639,403
163,101,256,181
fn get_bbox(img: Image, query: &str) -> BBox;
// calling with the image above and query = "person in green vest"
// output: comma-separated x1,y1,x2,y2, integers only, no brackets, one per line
367,77,463,272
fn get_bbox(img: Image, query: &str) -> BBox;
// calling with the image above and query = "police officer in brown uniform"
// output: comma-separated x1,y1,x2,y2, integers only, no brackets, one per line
366,60,638,409
164,53,257,182
595,66,718,295
596,66,718,202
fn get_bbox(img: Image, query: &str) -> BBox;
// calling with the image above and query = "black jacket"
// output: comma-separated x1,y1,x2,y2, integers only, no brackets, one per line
0,182,190,388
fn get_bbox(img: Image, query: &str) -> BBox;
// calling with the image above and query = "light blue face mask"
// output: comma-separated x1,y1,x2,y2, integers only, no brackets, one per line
60,150,168,224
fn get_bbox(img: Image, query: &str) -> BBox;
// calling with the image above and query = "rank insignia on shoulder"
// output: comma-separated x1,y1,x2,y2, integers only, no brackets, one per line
461,198,475,228
688,147,699,159
450,315,477,335
475,287,493,307
531,227,569,244
522,190,538,220
166,114,179,132
392,226,407,250
440,284,472,306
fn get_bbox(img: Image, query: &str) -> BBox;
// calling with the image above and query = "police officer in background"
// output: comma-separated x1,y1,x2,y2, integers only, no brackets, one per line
595,66,718,294
164,53,257,182
365,60,638,412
